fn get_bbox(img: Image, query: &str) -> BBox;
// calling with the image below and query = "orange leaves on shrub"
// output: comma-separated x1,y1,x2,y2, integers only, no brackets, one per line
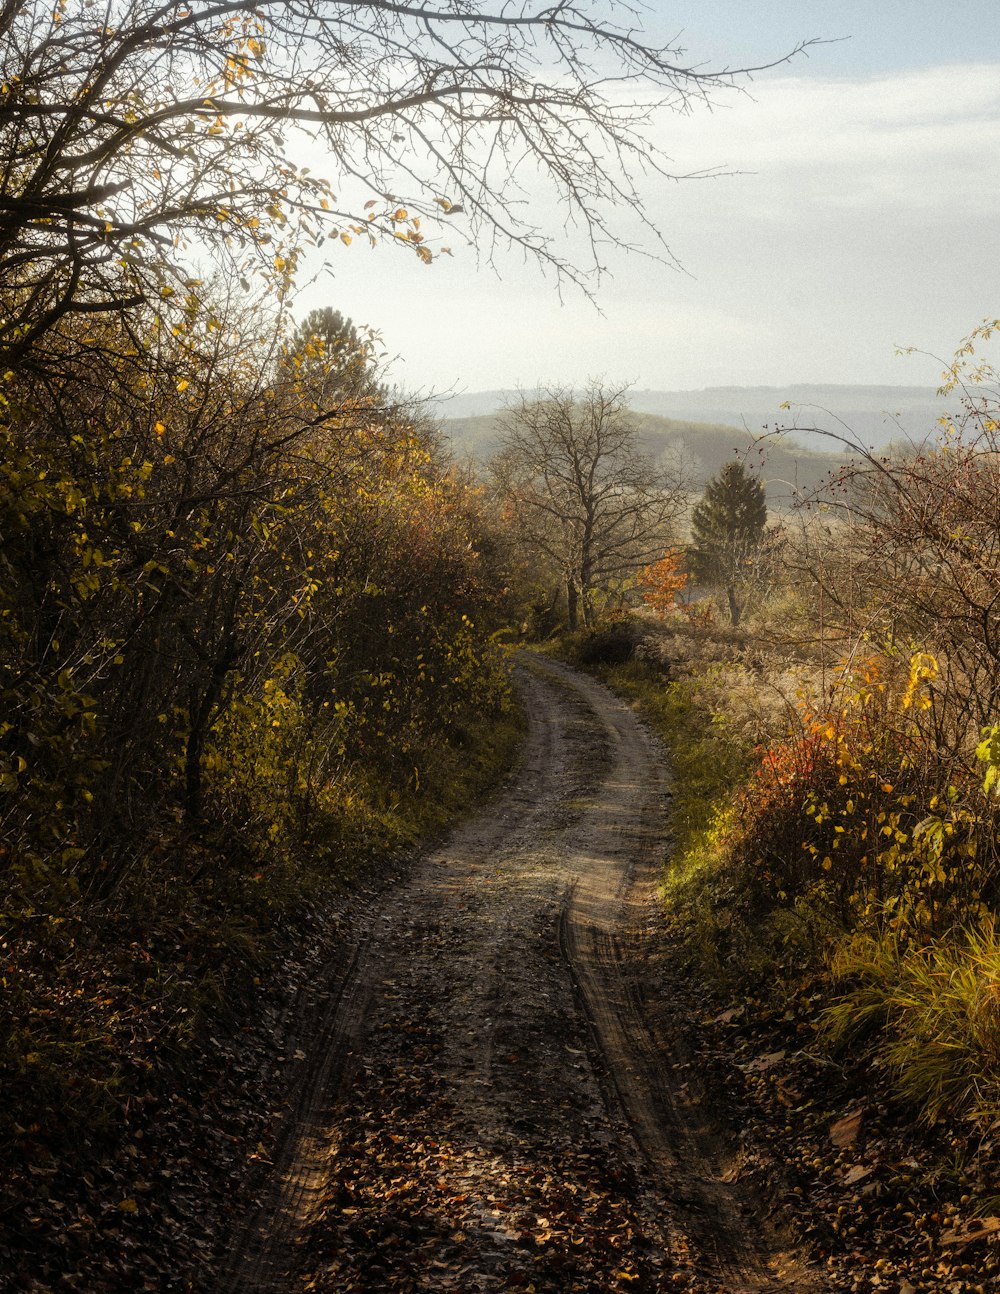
734,650,988,930
638,549,688,618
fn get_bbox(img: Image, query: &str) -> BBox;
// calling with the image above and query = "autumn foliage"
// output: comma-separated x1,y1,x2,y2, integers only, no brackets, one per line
0,295,515,1161
638,548,688,618
729,650,995,935
623,323,1000,1129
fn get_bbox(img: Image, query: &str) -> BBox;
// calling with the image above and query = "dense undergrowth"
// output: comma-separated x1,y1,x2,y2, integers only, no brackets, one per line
578,624,1000,1133
0,300,521,1175
1,706,522,1163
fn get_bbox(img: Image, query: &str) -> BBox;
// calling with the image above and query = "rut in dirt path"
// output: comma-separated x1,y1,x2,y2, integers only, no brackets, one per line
214,655,816,1294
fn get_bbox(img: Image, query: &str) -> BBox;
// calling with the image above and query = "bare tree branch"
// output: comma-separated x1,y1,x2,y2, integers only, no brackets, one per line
0,0,811,369
492,380,685,628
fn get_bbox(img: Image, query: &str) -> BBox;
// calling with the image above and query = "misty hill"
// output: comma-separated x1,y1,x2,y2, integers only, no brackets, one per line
627,385,951,453
441,410,843,508
434,384,952,455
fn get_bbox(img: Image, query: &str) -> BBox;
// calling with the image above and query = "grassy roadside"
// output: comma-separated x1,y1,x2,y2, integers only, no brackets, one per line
545,637,758,978
585,657,747,887
378,702,525,848
558,625,1000,1294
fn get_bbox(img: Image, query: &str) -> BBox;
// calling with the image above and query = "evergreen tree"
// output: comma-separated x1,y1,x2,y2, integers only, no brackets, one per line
689,461,768,625
282,308,383,410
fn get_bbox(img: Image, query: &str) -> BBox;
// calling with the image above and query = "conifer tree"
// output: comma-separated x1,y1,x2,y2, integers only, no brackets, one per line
689,461,768,625
282,309,382,409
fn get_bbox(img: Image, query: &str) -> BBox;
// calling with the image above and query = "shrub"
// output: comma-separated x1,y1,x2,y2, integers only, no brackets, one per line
730,650,992,936
574,619,642,666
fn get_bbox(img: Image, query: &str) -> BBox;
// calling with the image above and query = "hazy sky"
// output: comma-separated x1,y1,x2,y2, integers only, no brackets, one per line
293,2,1000,399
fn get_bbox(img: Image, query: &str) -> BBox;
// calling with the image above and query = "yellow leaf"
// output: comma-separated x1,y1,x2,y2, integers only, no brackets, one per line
118,1198,138,1214
176,379,189,392
340,231,352,246
154,421,166,435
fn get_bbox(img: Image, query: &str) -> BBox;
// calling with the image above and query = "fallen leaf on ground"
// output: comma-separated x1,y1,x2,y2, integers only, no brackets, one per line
829,1110,864,1148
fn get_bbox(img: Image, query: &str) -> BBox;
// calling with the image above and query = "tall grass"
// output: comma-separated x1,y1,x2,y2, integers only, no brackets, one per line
824,920,1000,1123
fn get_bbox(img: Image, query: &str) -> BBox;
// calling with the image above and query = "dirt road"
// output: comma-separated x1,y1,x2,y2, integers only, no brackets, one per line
215,656,815,1293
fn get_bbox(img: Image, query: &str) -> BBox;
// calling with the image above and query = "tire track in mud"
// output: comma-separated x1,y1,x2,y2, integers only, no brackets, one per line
545,659,807,1291
214,656,816,1294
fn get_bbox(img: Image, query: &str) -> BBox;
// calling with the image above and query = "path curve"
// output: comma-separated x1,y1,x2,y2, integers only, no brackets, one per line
214,655,815,1294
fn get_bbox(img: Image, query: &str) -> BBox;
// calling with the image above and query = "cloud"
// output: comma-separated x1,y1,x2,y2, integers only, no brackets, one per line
659,63,1000,215
299,62,1000,392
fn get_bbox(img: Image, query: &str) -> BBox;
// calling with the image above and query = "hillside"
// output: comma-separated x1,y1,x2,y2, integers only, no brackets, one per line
627,384,950,453
434,382,952,457
441,409,844,507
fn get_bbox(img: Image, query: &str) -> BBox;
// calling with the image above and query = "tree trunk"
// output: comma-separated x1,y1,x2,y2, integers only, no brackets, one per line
566,579,579,632
183,716,209,825
183,639,240,825
727,584,742,626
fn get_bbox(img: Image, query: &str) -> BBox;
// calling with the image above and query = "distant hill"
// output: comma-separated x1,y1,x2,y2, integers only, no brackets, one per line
441,409,843,508
433,383,953,456
626,385,951,453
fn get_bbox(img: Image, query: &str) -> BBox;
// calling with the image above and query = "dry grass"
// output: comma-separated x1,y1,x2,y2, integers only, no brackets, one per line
824,920,1000,1124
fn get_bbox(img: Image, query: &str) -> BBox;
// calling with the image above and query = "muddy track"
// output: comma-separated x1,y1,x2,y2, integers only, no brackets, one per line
214,656,817,1294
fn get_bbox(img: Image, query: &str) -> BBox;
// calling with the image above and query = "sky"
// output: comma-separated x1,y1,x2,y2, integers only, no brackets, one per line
292,2,1000,400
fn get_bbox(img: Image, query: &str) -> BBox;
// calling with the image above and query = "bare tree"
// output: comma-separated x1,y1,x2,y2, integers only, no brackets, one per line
0,0,810,370
492,381,685,630
766,321,1000,745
